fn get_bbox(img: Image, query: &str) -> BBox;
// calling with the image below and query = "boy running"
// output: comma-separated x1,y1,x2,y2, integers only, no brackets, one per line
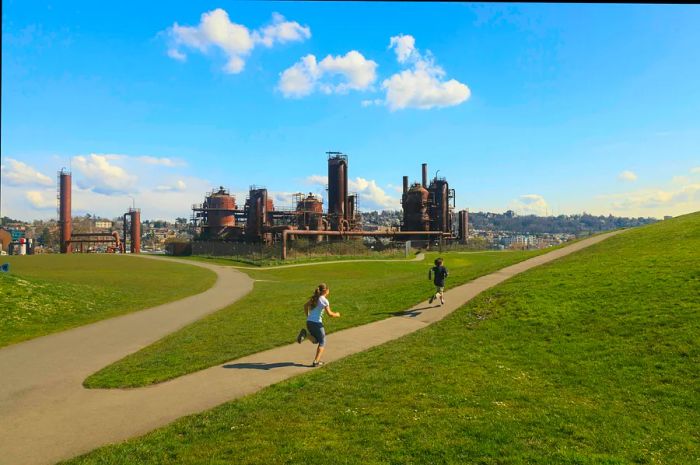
429,257,449,305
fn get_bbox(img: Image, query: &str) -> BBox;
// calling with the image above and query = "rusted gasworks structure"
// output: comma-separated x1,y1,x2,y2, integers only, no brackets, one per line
58,169,72,253
191,152,362,244
401,162,455,235
57,168,139,253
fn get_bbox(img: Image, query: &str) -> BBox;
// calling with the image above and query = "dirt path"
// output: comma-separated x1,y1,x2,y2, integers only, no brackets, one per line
0,232,620,465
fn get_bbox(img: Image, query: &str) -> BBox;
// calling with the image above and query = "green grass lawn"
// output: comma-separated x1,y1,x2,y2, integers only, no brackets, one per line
66,212,699,464
0,255,216,348
85,248,549,388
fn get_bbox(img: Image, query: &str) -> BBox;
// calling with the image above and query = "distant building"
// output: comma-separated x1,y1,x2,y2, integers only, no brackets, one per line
95,220,113,229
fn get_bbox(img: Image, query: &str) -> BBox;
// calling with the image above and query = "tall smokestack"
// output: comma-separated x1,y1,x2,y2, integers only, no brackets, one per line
402,176,408,195
59,170,72,254
421,163,428,189
130,209,141,254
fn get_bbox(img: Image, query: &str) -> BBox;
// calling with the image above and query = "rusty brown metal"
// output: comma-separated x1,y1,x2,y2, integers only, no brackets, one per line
402,183,430,232
458,210,469,244
421,163,428,189
207,187,237,230
245,188,269,242
130,208,141,254
327,152,348,231
402,176,408,195
59,170,72,254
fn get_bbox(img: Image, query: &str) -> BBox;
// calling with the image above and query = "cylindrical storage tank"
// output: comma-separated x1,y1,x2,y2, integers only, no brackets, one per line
266,198,274,213
59,170,72,254
402,183,430,232
458,210,469,244
429,179,450,232
421,163,428,189
130,209,141,254
245,189,268,241
327,154,348,230
347,195,356,223
206,188,237,232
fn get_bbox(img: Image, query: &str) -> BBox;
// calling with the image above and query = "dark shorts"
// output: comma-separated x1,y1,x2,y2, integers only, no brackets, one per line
306,321,326,347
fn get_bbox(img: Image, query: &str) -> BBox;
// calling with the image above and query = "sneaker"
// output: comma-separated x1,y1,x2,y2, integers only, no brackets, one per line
429,295,435,304
296,328,307,344
312,361,325,367
440,298,445,306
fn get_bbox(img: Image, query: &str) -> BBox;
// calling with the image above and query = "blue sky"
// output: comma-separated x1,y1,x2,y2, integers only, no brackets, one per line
2,2,699,221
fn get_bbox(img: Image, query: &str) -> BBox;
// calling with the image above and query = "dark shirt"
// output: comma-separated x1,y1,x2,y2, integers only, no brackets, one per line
430,265,449,287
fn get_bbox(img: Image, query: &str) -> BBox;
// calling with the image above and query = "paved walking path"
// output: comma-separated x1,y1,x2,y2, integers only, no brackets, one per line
0,231,620,465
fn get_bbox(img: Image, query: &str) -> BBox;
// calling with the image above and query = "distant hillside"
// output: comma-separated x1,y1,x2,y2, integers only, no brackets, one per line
360,210,658,235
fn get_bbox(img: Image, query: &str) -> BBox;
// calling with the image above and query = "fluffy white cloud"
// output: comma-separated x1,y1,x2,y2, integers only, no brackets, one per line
381,35,471,111
304,174,328,185
304,174,399,210
604,184,700,210
278,51,377,98
137,156,186,167
168,9,310,74
155,180,187,192
278,55,321,98
618,170,638,182
253,12,311,47
1,158,53,186
348,177,400,210
25,190,56,209
318,51,378,92
388,34,416,63
692,166,700,174
72,154,138,195
509,194,550,216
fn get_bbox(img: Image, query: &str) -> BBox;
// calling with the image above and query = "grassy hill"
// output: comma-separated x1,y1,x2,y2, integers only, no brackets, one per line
67,213,699,464
85,249,548,388
0,255,216,347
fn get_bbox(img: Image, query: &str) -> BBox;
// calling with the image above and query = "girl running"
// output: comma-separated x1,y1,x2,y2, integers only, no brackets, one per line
296,283,341,367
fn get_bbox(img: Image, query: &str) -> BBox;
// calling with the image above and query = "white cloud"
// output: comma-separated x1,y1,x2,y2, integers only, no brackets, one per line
691,166,700,174
361,99,383,107
278,55,320,98
388,34,416,63
167,48,186,61
381,35,471,111
155,180,187,192
603,184,700,211
1,158,53,187
618,170,638,182
348,177,400,210
253,12,311,47
72,154,138,195
318,51,378,93
278,51,377,98
167,9,309,74
509,194,550,216
305,175,328,186
137,156,186,167
25,190,56,209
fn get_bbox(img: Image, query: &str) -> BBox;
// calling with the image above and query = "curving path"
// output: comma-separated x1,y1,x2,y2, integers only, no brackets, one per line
0,232,621,465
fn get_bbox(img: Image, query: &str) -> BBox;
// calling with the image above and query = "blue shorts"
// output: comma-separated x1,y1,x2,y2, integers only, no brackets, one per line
306,321,326,347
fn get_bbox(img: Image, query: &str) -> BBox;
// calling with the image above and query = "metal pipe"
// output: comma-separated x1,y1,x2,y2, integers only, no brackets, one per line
59,170,72,254
421,163,428,189
281,229,452,260
402,176,408,195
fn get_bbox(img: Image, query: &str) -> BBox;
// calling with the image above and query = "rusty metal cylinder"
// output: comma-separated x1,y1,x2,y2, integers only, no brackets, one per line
403,176,408,195
59,170,72,254
421,163,428,189
207,188,237,229
347,195,356,222
402,183,430,232
430,179,449,232
328,154,348,230
458,210,469,244
130,209,141,254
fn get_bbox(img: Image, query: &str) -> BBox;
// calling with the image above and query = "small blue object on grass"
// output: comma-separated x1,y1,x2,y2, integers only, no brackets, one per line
0,263,9,273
